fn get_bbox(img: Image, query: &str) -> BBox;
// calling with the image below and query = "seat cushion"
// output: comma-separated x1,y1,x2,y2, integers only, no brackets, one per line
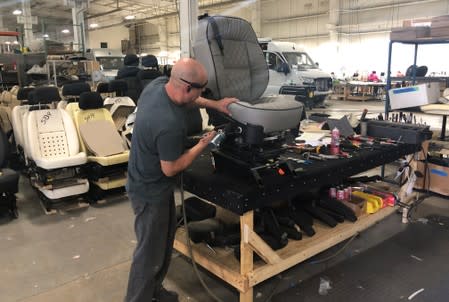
229,95,303,133
420,104,449,115
0,168,19,193
87,150,129,166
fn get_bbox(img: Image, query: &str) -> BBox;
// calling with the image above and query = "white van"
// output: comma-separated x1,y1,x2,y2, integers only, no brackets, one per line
86,48,124,81
259,38,332,107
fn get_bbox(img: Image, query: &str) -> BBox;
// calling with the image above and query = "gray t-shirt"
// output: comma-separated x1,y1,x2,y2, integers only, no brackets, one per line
126,76,186,203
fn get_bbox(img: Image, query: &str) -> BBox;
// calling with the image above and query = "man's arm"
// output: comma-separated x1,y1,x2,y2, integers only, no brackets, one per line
160,131,216,177
194,96,238,115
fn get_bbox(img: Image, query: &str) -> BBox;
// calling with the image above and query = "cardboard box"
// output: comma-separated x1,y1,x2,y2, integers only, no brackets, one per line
388,82,440,110
390,26,430,41
415,161,449,196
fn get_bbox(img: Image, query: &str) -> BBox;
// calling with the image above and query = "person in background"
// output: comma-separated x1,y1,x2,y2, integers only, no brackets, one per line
125,58,237,302
368,70,380,82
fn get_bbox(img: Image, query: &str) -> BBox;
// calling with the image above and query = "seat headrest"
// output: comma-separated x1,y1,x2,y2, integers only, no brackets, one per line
62,82,91,96
96,82,109,93
109,79,128,94
79,92,103,110
17,87,35,101
142,55,158,68
124,54,139,66
29,86,61,105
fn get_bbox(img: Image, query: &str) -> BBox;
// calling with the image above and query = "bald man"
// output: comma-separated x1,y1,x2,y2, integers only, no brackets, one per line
125,58,237,302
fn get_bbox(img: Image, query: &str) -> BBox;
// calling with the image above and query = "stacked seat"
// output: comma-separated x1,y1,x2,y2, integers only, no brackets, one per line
72,91,129,201
58,82,91,109
103,79,136,132
0,127,19,219
23,86,89,209
11,87,36,167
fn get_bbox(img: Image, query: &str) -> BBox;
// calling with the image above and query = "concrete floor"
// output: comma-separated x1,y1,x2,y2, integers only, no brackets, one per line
1,98,448,302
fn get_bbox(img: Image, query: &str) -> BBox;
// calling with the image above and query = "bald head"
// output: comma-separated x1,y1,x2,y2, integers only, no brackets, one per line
170,58,208,86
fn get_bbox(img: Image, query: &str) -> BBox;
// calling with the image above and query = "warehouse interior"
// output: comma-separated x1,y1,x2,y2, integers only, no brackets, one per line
1,1,449,302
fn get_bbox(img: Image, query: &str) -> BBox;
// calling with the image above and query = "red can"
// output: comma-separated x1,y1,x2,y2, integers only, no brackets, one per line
337,189,345,200
329,187,337,198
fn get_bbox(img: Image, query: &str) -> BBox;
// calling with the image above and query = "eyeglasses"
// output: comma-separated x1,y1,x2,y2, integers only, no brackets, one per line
179,78,208,89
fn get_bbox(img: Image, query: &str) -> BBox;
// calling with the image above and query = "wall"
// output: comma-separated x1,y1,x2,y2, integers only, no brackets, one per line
259,0,449,78
86,0,449,77
87,25,129,50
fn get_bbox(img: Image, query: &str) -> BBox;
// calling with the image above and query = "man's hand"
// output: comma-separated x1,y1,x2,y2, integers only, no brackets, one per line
216,97,238,115
199,131,217,146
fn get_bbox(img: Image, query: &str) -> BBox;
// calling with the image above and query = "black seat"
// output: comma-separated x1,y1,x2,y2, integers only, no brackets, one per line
137,55,163,95
0,127,19,219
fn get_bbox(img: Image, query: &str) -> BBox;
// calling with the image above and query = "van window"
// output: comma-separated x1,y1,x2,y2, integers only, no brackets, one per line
97,57,124,70
266,52,283,71
283,52,315,69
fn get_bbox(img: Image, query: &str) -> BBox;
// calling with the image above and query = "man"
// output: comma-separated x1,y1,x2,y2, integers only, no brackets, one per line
125,58,237,302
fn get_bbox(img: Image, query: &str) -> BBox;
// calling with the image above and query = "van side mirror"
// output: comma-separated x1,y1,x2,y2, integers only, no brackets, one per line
277,62,290,75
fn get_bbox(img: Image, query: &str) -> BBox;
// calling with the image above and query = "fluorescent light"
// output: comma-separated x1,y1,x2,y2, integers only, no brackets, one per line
13,41,19,45
124,15,135,20
89,23,99,28
5,41,11,45
12,9,22,15
61,29,70,34
43,34,49,38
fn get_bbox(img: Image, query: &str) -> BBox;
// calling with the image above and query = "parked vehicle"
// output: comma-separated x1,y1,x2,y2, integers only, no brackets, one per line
259,38,332,108
86,48,124,81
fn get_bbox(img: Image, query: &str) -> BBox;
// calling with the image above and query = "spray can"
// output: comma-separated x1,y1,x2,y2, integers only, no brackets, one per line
330,127,340,155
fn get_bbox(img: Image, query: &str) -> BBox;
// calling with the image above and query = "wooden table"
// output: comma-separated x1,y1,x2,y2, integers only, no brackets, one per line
174,143,418,301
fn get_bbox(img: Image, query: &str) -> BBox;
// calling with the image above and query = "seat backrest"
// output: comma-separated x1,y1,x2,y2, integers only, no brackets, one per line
74,92,127,155
121,76,140,103
26,108,80,161
137,69,162,93
103,96,136,131
193,15,269,103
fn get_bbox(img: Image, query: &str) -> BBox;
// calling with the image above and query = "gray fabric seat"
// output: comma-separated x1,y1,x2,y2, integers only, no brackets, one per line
193,15,302,133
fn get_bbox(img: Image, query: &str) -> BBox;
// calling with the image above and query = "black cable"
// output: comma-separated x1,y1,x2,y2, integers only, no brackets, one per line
180,173,224,302
307,233,359,265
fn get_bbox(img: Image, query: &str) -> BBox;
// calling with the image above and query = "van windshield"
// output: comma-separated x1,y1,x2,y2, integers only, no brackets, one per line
283,52,316,69
97,57,124,70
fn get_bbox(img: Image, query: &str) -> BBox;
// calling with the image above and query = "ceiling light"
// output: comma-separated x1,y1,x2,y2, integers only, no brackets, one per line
61,29,70,34
13,41,19,45
5,41,11,45
43,34,49,38
89,23,99,28
124,15,135,20
12,9,22,15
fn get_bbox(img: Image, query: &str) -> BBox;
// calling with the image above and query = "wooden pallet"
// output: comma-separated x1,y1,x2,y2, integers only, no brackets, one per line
174,205,397,302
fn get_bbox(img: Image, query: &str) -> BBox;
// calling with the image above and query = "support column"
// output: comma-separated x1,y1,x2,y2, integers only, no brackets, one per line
21,0,34,47
328,0,340,45
179,0,198,58
250,0,261,38
158,18,168,55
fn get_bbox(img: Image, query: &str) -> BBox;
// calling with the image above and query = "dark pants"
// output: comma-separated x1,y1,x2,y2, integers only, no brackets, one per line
125,192,176,302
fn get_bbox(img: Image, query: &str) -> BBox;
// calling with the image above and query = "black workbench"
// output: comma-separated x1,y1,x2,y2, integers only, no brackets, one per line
183,143,419,215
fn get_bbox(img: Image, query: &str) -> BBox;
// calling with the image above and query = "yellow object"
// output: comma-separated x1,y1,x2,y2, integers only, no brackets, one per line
352,191,383,213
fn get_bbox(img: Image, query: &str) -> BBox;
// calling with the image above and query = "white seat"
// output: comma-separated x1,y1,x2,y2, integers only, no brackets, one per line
23,86,89,202
103,96,136,131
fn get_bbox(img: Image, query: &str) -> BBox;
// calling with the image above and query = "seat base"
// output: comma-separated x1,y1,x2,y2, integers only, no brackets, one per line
0,192,18,219
0,168,20,193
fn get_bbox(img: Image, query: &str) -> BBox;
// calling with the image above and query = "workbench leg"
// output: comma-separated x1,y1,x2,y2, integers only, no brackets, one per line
240,211,254,302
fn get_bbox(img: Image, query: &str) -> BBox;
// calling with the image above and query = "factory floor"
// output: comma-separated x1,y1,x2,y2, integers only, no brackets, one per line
1,99,448,302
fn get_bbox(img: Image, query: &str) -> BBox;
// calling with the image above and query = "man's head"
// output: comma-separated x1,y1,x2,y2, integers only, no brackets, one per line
166,58,208,105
